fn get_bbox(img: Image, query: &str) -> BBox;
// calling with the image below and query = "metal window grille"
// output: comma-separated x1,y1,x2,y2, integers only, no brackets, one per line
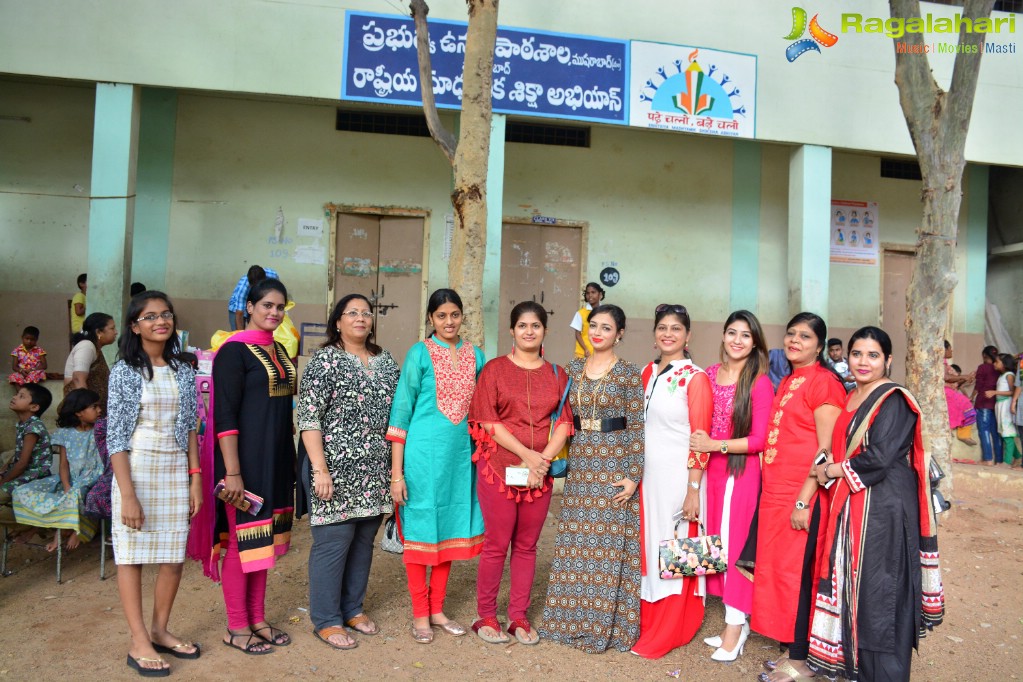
335,110,431,137
880,158,923,181
505,121,590,147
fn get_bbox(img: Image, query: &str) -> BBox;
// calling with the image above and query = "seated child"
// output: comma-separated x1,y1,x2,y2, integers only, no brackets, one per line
8,326,47,386
13,389,104,551
0,385,53,528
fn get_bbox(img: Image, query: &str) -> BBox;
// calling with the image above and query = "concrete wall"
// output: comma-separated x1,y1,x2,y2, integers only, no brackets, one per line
1,0,1020,166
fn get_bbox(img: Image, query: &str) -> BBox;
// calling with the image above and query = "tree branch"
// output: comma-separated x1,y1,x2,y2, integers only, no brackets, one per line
946,0,996,134
410,0,456,163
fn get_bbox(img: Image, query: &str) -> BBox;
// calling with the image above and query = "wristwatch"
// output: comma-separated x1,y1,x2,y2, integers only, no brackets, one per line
794,500,808,511
689,481,701,491
719,441,728,454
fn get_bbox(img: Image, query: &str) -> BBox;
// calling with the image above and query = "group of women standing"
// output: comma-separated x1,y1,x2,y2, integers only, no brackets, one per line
101,278,945,682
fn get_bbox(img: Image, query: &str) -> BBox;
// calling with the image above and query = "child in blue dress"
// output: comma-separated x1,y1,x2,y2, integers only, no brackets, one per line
14,389,104,551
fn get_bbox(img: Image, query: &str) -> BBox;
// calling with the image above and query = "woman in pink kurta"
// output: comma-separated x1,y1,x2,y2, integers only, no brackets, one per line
691,310,773,663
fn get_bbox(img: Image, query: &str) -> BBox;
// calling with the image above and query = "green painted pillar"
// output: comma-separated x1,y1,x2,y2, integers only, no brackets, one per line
482,114,506,360
964,164,989,334
730,140,762,312
88,83,140,360
132,87,178,292
787,144,832,319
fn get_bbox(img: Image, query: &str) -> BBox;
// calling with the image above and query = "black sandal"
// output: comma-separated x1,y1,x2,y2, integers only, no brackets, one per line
222,630,273,655
251,624,291,646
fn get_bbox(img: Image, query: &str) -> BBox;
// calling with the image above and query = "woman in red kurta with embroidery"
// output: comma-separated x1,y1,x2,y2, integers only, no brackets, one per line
752,312,844,682
468,301,572,645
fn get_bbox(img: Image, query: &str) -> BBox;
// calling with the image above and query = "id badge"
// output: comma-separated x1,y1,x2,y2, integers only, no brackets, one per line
504,466,530,487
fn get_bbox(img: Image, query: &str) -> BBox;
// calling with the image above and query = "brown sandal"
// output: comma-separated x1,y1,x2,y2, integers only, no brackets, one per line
345,614,379,635
314,626,358,650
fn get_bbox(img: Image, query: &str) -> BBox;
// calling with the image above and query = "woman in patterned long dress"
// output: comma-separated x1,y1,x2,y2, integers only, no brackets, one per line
690,310,773,662
388,289,485,644
632,304,712,659
211,278,297,655
751,312,845,682
467,301,573,646
540,304,645,654
298,294,400,650
107,292,201,676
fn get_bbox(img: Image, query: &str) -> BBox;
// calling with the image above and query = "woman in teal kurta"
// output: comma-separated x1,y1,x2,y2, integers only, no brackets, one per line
388,289,485,644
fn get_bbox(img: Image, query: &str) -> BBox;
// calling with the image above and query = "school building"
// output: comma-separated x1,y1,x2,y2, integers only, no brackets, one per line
1,0,1021,381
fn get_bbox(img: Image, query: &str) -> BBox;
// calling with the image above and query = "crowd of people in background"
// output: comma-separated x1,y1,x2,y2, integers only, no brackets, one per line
20,265,1023,681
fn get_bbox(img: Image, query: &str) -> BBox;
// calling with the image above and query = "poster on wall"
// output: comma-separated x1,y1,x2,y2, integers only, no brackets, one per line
342,11,628,125
830,200,879,266
629,41,756,138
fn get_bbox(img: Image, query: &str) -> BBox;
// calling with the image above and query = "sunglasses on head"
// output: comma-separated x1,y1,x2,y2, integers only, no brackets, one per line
655,304,688,316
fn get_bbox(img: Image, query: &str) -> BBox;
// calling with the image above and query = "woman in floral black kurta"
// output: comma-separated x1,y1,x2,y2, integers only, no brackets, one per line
298,294,400,649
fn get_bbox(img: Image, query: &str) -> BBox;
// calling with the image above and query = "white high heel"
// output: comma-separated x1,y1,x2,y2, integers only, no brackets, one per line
711,622,750,663
703,635,722,648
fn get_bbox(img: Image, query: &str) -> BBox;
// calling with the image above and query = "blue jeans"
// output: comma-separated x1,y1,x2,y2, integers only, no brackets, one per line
976,408,1003,463
308,515,384,630
228,311,238,331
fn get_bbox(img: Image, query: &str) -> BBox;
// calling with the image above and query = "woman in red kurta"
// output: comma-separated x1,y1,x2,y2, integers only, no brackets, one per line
751,312,844,682
468,301,572,645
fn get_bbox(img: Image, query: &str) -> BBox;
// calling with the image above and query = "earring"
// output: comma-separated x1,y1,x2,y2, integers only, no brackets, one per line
614,339,620,346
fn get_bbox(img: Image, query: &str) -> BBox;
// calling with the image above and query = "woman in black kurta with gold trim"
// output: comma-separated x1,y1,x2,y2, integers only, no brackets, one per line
212,278,297,655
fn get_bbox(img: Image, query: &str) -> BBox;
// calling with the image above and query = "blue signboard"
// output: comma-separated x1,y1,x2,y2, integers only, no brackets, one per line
342,11,629,125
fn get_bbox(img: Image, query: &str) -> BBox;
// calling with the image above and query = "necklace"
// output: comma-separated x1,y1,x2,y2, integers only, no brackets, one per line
577,356,616,430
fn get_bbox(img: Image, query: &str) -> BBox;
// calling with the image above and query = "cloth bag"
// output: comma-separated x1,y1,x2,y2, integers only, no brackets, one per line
548,365,572,478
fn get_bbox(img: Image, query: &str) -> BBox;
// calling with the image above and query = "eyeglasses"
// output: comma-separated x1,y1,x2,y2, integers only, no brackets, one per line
655,304,688,316
341,311,374,319
137,312,175,323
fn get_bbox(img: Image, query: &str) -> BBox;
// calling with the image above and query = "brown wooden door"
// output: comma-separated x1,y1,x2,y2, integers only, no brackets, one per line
334,213,424,365
499,223,583,366
881,249,915,384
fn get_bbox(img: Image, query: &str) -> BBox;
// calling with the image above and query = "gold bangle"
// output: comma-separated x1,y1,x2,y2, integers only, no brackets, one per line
312,468,329,475
391,476,404,483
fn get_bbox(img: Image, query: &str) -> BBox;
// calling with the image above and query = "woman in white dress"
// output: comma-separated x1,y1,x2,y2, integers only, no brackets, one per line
107,292,202,677
631,304,713,659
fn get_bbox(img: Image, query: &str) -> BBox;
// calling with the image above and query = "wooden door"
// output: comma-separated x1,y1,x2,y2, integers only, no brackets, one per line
334,213,424,365
499,223,583,366
881,249,915,383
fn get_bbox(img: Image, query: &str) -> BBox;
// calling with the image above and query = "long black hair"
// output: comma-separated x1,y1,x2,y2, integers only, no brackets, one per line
324,294,383,355
117,291,182,380
72,312,114,346
57,388,100,428
720,310,770,476
247,277,288,309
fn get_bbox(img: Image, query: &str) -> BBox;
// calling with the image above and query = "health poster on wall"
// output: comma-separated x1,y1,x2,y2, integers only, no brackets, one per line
830,200,879,266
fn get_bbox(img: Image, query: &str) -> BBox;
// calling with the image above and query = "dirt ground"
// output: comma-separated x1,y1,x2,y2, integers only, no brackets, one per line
1,462,1021,681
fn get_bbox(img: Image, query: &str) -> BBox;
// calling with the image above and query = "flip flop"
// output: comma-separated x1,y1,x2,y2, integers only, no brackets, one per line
758,660,816,682
345,614,379,636
315,626,358,650
151,641,201,660
126,654,170,678
222,630,273,656
506,618,539,645
471,617,510,644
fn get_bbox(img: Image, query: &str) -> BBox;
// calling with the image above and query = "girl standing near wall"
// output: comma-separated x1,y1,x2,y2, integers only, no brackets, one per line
107,292,201,676
210,278,297,655
540,304,645,653
468,301,572,645
631,304,712,659
690,310,773,663
387,289,485,644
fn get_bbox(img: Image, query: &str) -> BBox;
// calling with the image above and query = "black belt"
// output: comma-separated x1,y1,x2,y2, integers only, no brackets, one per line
573,416,627,432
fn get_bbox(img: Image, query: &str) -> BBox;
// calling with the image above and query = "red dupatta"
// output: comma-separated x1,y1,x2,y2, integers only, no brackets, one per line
808,385,945,677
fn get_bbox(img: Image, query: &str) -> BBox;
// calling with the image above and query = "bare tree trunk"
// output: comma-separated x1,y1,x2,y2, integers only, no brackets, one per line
411,0,498,347
890,0,995,504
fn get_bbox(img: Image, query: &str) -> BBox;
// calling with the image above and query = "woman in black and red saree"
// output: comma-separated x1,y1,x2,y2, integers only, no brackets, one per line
808,326,945,682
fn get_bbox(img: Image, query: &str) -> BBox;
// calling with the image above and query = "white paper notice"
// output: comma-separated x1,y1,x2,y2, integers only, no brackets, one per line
294,245,326,265
297,218,324,238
